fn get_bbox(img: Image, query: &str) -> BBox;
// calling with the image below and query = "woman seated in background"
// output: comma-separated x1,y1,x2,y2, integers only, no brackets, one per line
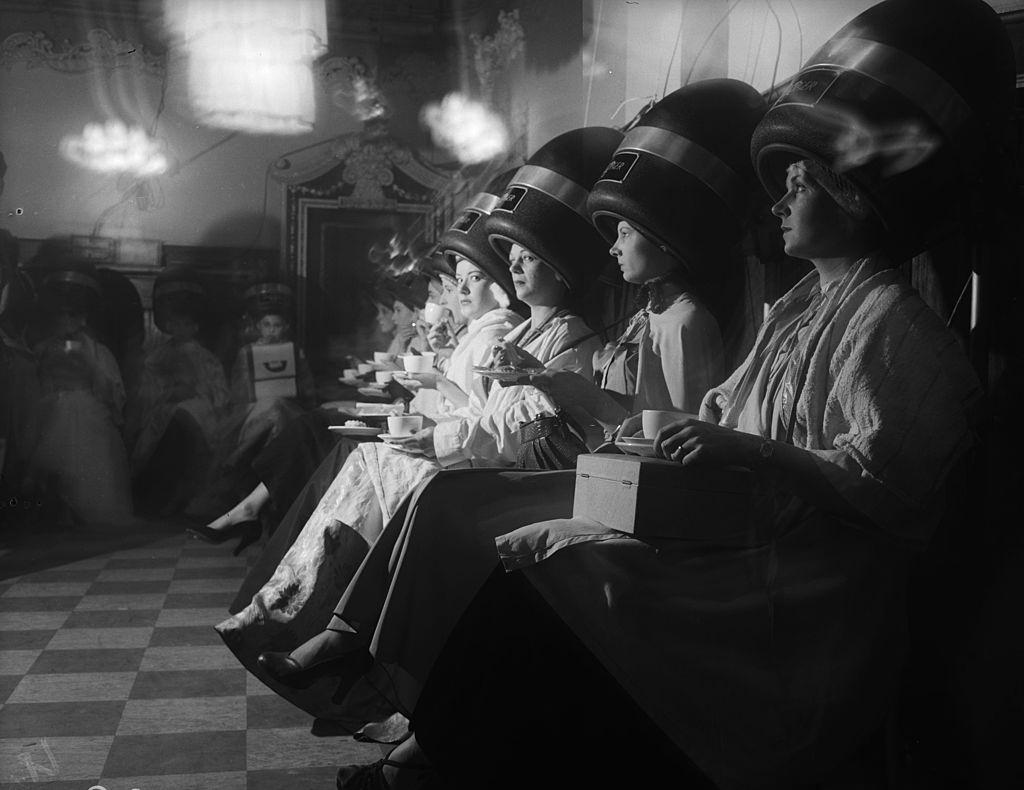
128,268,229,517
249,81,766,734
184,282,315,524
342,155,984,789
216,130,618,718
419,258,465,376
27,263,132,525
382,273,431,359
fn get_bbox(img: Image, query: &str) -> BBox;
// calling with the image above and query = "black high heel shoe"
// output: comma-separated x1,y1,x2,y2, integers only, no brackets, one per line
258,648,374,698
186,520,261,556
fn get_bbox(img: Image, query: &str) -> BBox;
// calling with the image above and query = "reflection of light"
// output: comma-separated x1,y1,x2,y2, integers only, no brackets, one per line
420,93,509,165
163,0,327,135
60,121,169,176
834,117,939,177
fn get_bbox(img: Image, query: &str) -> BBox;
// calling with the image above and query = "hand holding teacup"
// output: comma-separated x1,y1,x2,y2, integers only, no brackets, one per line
616,409,697,441
383,415,438,459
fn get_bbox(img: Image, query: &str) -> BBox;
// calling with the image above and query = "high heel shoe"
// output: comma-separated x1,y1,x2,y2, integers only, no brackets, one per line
258,648,374,704
257,648,373,693
186,520,260,556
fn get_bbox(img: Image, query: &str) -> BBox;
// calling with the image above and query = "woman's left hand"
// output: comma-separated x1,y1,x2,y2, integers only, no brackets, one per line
384,426,437,458
654,417,761,468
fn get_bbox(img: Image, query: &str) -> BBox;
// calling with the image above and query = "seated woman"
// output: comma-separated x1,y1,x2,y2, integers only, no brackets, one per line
184,282,315,523
246,81,766,731
27,263,133,525
383,273,431,359
128,269,230,517
344,155,985,788
415,256,466,377
216,129,619,719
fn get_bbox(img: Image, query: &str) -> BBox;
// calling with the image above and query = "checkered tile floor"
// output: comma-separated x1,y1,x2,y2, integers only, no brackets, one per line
0,531,379,789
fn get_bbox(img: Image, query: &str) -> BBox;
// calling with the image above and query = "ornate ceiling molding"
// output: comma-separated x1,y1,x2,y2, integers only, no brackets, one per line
0,29,164,76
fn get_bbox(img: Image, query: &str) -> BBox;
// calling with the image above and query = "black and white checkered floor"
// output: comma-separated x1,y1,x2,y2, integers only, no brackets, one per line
0,526,379,789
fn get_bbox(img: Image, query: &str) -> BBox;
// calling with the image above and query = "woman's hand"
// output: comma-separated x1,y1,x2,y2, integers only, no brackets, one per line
491,341,544,370
616,412,643,440
427,320,452,352
654,417,761,468
699,388,729,425
384,426,437,458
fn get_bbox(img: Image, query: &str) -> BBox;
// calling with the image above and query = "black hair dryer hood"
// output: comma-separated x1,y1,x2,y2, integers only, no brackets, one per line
750,0,1016,257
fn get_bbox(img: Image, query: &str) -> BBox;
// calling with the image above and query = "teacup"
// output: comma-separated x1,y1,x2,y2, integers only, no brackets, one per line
422,301,446,325
387,414,424,436
641,410,697,440
402,354,434,373
343,368,359,379
357,362,374,375
373,351,395,364
375,370,395,385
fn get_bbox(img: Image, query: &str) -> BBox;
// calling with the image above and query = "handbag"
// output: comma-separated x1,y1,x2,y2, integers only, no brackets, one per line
515,412,590,471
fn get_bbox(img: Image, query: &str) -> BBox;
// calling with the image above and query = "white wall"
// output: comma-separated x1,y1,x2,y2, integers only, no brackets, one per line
726,0,878,91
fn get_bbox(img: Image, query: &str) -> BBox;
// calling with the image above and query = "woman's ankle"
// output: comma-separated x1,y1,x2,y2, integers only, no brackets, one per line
288,628,361,667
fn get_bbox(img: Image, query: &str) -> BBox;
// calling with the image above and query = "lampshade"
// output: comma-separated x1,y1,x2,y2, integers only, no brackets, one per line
164,0,328,135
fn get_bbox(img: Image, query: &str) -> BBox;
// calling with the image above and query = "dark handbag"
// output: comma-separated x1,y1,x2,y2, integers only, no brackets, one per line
515,413,590,471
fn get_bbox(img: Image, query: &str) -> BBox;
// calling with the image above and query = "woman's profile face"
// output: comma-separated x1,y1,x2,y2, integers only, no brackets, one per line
427,277,445,305
771,167,854,261
455,257,499,322
439,273,461,317
609,221,677,284
507,243,565,306
375,302,395,334
391,299,418,330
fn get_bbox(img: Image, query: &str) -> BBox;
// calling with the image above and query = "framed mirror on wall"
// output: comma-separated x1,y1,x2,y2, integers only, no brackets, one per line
292,199,435,371
279,129,456,379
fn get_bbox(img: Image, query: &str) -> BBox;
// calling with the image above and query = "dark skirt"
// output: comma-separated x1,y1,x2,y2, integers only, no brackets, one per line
412,565,718,790
251,407,340,516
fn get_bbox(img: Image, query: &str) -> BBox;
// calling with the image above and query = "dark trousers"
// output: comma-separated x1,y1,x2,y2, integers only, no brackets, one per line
412,565,718,790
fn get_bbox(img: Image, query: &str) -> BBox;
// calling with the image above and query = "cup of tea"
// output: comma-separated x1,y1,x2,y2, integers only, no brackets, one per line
357,362,374,375
422,301,446,325
343,368,359,379
641,410,697,440
387,414,424,436
375,370,395,385
402,354,434,373
373,351,395,365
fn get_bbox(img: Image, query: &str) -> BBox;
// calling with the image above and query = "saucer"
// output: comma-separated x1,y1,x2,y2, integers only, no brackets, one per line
472,365,544,382
614,436,658,458
328,425,382,437
358,386,388,398
378,433,416,442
